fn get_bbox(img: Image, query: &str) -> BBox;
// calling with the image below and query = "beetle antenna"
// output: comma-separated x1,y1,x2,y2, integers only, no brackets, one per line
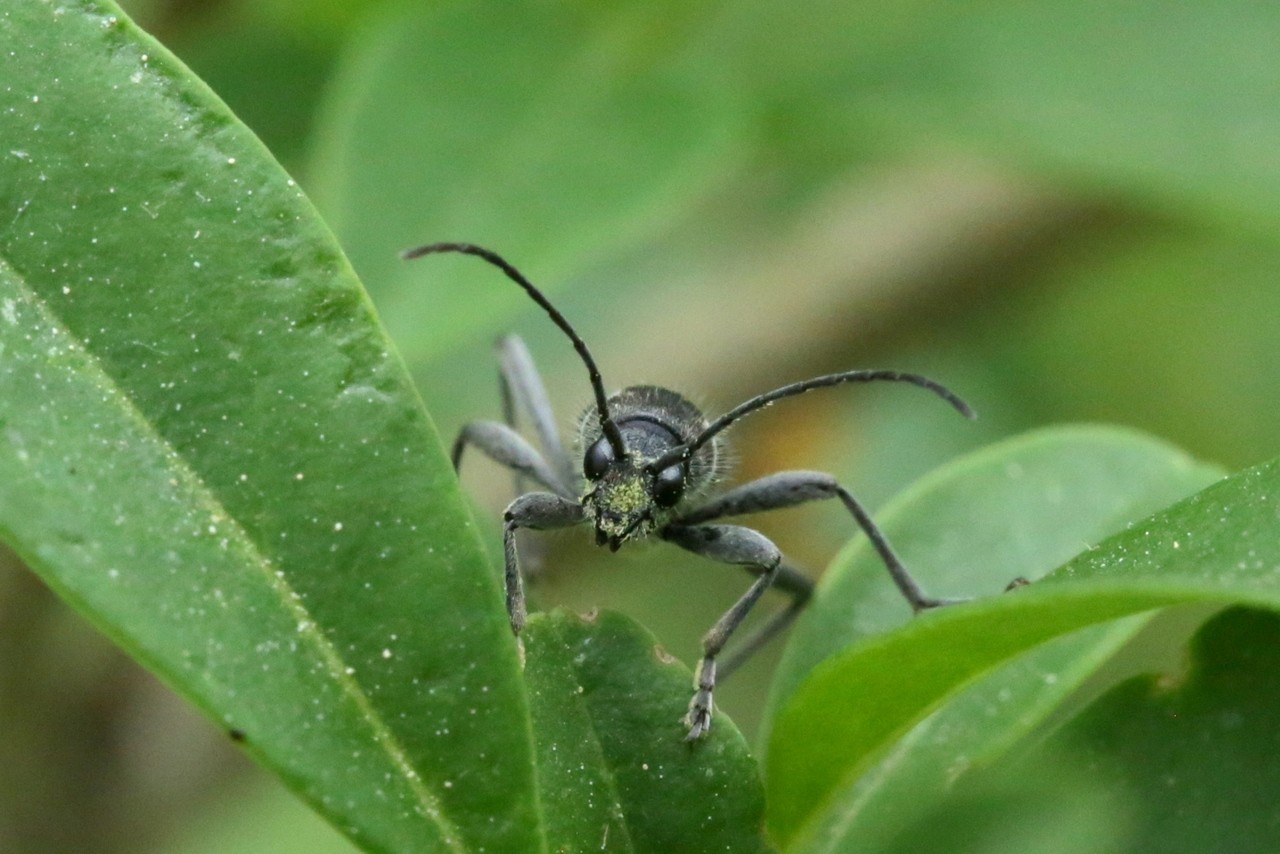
646,370,974,472
403,242,627,456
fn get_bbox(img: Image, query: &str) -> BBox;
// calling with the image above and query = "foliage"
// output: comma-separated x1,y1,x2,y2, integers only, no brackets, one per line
3,1,1280,852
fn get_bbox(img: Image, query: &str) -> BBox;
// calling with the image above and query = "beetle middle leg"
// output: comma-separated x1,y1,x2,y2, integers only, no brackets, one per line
678,470,966,612
662,470,963,738
451,420,571,499
497,334,574,489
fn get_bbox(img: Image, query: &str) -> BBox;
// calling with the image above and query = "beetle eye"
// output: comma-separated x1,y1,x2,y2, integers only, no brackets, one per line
652,464,686,508
583,437,615,481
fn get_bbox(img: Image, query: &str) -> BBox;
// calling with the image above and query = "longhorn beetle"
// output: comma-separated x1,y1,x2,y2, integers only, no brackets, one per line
403,242,975,740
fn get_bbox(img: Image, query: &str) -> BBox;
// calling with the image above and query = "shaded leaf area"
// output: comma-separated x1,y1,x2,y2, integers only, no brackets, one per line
523,609,769,854
870,755,1126,854
0,3,531,851
309,0,746,365
762,427,1221,851
880,607,1280,853
787,621,1148,854
1021,606,1280,852
767,448,1280,845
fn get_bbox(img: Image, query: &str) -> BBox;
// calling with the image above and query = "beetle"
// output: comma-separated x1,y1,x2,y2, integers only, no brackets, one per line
403,241,974,739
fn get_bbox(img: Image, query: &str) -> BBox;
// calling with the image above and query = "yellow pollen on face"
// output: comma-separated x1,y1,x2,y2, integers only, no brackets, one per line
588,470,652,539
609,477,648,511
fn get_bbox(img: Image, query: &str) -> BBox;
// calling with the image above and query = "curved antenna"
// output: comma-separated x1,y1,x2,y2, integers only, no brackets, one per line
646,370,974,472
402,242,626,457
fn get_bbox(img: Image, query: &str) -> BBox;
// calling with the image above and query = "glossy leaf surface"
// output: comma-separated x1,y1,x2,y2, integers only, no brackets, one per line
882,607,1280,852
524,609,769,853
0,4,767,851
1,1,533,850
767,447,1280,844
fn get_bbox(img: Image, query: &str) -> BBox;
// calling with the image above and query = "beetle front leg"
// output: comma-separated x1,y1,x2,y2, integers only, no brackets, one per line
663,523,783,740
502,492,585,634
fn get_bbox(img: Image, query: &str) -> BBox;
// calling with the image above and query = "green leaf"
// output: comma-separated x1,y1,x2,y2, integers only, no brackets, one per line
307,1,747,365
767,425,1222,719
1,5,769,851
766,444,1280,844
762,426,1221,850
523,609,769,853
881,606,1280,853
810,620,1150,854
1002,606,1280,852
0,3,530,850
867,750,1127,854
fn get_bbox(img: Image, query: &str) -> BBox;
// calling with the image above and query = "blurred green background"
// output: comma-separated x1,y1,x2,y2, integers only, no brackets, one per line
5,0,1280,851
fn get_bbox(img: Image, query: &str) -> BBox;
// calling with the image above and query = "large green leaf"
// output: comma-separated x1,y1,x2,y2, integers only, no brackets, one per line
0,4,767,851
766,447,1280,844
880,607,1280,852
761,427,1220,851
1006,606,1280,852
0,2,529,850
524,609,769,853
767,426,1222,719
